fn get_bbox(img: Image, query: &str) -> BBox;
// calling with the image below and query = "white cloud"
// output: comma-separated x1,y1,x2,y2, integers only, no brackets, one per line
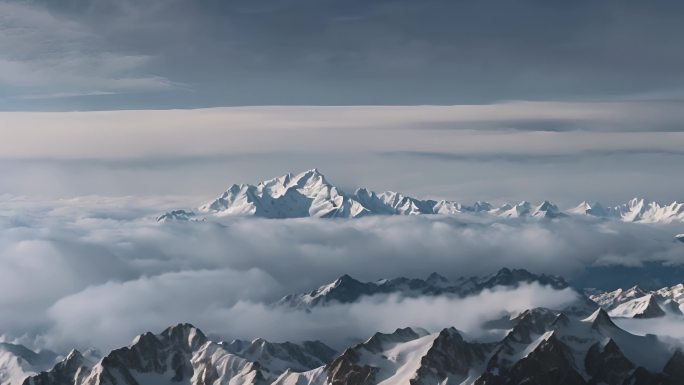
0,104,683,204
45,283,578,350
1,103,684,159
0,196,683,351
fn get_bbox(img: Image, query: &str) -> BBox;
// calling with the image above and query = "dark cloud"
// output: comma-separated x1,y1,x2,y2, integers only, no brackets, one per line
2,0,684,109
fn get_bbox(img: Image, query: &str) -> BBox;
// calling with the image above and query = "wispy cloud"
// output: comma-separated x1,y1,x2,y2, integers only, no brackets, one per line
0,1,176,99
1,105,683,203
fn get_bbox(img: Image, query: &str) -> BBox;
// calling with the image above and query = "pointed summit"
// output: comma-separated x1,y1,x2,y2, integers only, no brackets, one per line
159,323,208,351
633,295,666,319
586,308,618,329
531,200,565,218
426,272,450,287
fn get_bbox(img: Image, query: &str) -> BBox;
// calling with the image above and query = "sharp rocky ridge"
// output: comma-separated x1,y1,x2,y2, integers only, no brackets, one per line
274,268,598,317
157,169,684,223
590,284,684,319
18,311,684,385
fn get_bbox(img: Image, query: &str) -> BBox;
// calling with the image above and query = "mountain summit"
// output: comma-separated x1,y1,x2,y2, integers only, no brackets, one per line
158,170,684,222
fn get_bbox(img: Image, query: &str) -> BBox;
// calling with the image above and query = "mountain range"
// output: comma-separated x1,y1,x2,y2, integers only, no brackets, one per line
590,284,684,319
276,268,684,320
15,311,684,385
6,269,684,385
274,268,597,318
157,169,684,223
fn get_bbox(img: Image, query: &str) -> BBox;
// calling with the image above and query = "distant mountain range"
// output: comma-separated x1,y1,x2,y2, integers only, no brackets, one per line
158,169,684,223
275,268,684,320
274,268,597,318
7,268,684,385
590,284,684,319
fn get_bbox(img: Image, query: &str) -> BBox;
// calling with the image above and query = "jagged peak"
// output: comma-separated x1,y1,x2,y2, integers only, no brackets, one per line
625,284,646,295
156,323,208,349
354,187,374,197
333,274,359,286
426,272,450,285
156,209,196,222
585,308,618,329
161,322,201,334
627,197,646,206
130,331,158,347
160,169,684,223
433,327,466,343
359,327,423,354
551,312,571,327
486,267,567,287
250,337,267,345
517,307,557,321
65,349,83,361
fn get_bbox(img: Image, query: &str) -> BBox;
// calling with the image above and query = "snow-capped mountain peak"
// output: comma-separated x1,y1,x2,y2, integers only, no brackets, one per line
157,169,684,223
590,282,684,318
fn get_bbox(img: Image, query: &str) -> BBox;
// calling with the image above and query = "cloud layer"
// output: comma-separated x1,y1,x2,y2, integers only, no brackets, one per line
1,196,683,351
1,105,684,205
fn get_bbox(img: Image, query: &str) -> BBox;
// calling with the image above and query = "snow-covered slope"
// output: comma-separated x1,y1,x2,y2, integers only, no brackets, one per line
590,284,684,318
196,169,369,219
328,308,681,385
158,169,684,223
19,310,684,385
23,324,337,385
0,343,56,385
220,339,336,374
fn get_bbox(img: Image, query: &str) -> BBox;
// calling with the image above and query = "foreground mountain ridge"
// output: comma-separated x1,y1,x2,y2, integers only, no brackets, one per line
158,169,684,223
20,311,684,385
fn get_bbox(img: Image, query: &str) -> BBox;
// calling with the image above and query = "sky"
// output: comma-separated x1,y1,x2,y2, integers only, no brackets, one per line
1,0,684,109
0,0,683,203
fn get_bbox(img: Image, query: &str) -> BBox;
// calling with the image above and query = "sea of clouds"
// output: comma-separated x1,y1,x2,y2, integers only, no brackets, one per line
1,195,683,352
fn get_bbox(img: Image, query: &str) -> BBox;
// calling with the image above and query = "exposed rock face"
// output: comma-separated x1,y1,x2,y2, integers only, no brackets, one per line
327,351,377,385
502,335,586,385
584,339,634,385
23,324,334,385
18,309,684,385
663,350,684,379
24,351,93,385
412,327,493,384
